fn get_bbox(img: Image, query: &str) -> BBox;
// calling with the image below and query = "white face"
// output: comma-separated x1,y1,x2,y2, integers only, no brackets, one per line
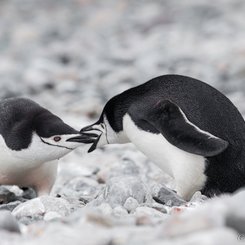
10,133,85,163
83,116,129,152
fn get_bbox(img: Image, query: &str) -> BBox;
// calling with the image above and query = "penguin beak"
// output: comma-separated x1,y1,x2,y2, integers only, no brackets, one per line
88,134,102,153
80,124,103,152
80,125,94,132
80,124,102,133
66,133,98,144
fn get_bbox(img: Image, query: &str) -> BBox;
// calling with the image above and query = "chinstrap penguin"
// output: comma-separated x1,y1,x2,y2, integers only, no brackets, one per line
0,98,95,196
79,74,245,200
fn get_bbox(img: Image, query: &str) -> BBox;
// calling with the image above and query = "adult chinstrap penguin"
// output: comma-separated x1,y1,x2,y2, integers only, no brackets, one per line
0,97,95,196
80,74,245,200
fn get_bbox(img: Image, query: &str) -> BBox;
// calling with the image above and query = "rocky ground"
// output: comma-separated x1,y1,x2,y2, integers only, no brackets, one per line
0,0,245,244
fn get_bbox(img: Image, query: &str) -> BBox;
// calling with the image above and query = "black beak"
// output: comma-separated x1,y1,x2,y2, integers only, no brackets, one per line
80,124,102,133
80,123,102,152
66,133,98,144
80,125,94,132
88,134,101,153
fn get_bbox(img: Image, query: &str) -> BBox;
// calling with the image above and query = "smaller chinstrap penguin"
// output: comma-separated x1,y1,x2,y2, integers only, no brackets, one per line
0,98,96,196
79,74,245,200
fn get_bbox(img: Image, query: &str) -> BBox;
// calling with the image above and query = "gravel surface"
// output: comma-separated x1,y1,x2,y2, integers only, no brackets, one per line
0,0,245,244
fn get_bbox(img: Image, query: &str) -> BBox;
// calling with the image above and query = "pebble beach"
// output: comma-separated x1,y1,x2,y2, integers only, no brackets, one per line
0,0,245,244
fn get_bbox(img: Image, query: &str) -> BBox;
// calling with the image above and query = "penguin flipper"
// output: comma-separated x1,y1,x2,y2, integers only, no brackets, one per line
144,100,229,157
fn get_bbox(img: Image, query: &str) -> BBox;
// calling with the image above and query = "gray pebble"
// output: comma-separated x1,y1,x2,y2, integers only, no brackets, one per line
153,186,186,207
12,198,45,224
124,197,139,213
0,210,20,233
44,212,62,222
113,206,128,216
12,196,71,224
0,201,22,212
104,176,147,208
0,187,17,204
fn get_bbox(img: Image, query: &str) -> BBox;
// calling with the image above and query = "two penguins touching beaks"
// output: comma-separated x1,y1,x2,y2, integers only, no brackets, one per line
1,74,245,201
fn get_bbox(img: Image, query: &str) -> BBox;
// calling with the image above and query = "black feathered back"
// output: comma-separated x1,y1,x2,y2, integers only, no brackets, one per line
102,75,245,196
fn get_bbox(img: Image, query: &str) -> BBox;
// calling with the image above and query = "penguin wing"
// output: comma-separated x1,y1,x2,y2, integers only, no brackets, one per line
140,100,229,157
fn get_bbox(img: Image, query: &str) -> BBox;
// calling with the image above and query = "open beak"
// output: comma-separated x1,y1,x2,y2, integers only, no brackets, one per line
80,124,102,133
80,125,94,132
80,124,103,152
66,133,98,144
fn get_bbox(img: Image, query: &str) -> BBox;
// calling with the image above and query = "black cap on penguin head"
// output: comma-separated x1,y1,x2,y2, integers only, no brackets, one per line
33,110,98,145
33,110,78,138
0,97,95,151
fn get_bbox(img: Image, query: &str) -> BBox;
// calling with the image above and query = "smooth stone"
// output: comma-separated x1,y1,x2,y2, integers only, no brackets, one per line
21,187,37,200
40,196,71,217
147,203,167,214
12,196,71,224
153,186,186,207
0,187,17,204
96,158,140,183
124,197,139,213
135,207,166,218
0,210,20,233
7,186,23,197
12,198,45,224
135,207,167,226
0,201,22,212
44,212,62,221
96,203,113,216
113,206,128,216
104,176,147,208
66,177,99,196
190,191,208,203
58,177,101,203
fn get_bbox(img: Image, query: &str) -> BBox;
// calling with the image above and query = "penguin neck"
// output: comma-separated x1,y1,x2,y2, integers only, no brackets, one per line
104,88,144,133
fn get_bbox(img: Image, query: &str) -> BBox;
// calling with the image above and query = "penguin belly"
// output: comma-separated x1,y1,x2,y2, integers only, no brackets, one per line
123,114,207,200
0,136,57,195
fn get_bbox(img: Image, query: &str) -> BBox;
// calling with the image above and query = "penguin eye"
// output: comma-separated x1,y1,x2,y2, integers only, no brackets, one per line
53,136,61,142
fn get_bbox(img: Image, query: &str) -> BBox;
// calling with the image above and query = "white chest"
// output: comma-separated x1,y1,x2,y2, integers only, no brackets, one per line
0,135,44,184
123,114,207,200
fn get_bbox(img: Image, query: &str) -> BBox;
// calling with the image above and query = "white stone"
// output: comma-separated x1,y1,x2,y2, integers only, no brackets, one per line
44,212,62,221
12,198,45,219
124,197,139,213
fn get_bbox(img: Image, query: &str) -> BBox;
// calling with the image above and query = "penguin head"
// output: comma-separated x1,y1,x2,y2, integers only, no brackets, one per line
0,98,96,162
79,117,114,153
80,97,129,153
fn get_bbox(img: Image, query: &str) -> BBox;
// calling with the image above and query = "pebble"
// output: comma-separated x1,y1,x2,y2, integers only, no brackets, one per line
104,176,147,208
124,197,139,213
152,186,186,207
96,203,113,216
0,211,20,233
0,201,22,212
0,0,245,244
135,207,167,226
135,207,166,219
0,187,17,204
44,212,62,222
12,196,71,224
12,198,45,224
113,206,128,216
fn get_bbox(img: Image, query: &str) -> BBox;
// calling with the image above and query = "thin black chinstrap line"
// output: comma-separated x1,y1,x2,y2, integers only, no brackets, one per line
40,137,74,150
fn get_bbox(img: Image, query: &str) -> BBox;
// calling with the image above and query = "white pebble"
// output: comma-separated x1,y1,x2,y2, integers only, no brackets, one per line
124,197,139,213
44,212,62,221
